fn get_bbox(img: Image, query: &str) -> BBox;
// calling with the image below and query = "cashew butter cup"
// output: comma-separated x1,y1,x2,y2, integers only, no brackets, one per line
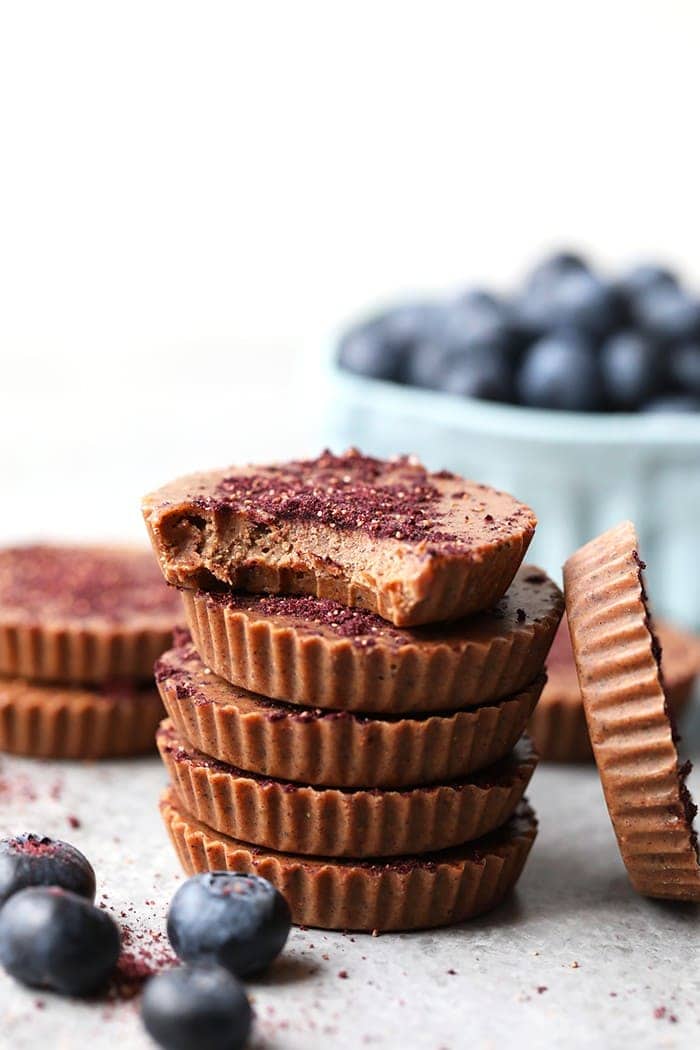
180,563,563,713
0,545,181,684
160,789,538,932
564,521,700,901
530,616,699,763
143,450,537,627
158,722,537,857
156,640,545,788
0,677,164,759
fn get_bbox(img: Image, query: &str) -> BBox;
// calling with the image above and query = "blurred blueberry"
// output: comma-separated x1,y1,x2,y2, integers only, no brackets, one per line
642,394,700,413
517,332,602,411
511,290,553,339
381,302,442,353
0,887,120,996
550,271,620,337
616,263,678,304
141,965,252,1050
337,321,400,381
438,346,513,402
600,331,665,411
403,340,454,390
669,343,700,396
515,271,619,340
523,251,590,297
337,302,440,382
441,289,515,355
632,286,700,343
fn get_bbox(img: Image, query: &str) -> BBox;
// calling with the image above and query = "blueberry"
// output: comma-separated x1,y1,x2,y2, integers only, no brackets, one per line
0,834,96,907
338,303,439,382
600,331,665,410
337,320,402,381
141,965,252,1050
669,342,700,395
616,263,678,304
167,872,291,978
438,346,513,402
441,290,514,354
552,271,620,337
0,886,120,995
642,394,700,413
632,286,700,343
402,340,448,389
517,332,602,411
523,251,590,297
515,272,619,340
381,301,441,351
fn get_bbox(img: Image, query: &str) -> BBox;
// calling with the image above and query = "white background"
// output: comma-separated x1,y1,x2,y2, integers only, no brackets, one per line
1,10,700,1050
1,0,699,541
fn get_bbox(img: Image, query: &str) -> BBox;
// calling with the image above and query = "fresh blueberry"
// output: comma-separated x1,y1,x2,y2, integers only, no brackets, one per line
669,342,700,396
0,834,96,907
0,886,120,995
141,965,252,1050
632,286,700,343
642,394,700,413
599,331,665,410
517,332,602,411
438,346,513,402
616,263,678,304
167,872,291,978
523,251,590,297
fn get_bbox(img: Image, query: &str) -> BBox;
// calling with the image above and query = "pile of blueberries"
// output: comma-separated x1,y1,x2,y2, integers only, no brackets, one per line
0,833,292,1050
337,252,700,413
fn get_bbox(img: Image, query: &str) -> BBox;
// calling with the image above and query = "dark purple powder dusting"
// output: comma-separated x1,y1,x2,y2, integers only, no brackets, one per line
206,451,462,543
0,546,179,621
9,834,61,858
203,588,520,647
205,590,405,644
256,596,386,642
106,923,178,1002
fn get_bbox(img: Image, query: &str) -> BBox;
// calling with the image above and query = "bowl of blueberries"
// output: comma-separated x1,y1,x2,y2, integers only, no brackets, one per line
326,251,700,626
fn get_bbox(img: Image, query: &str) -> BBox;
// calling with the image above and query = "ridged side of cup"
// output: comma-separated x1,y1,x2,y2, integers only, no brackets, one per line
530,675,695,764
160,789,537,931
564,520,700,901
158,725,537,857
181,587,561,713
0,677,164,759
0,622,173,684
156,653,544,787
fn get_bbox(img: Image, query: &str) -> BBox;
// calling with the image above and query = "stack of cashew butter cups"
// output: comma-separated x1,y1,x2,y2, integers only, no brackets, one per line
0,546,180,759
143,451,565,932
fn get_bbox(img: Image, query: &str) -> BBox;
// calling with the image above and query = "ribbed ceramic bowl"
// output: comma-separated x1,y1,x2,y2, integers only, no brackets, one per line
317,345,700,629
